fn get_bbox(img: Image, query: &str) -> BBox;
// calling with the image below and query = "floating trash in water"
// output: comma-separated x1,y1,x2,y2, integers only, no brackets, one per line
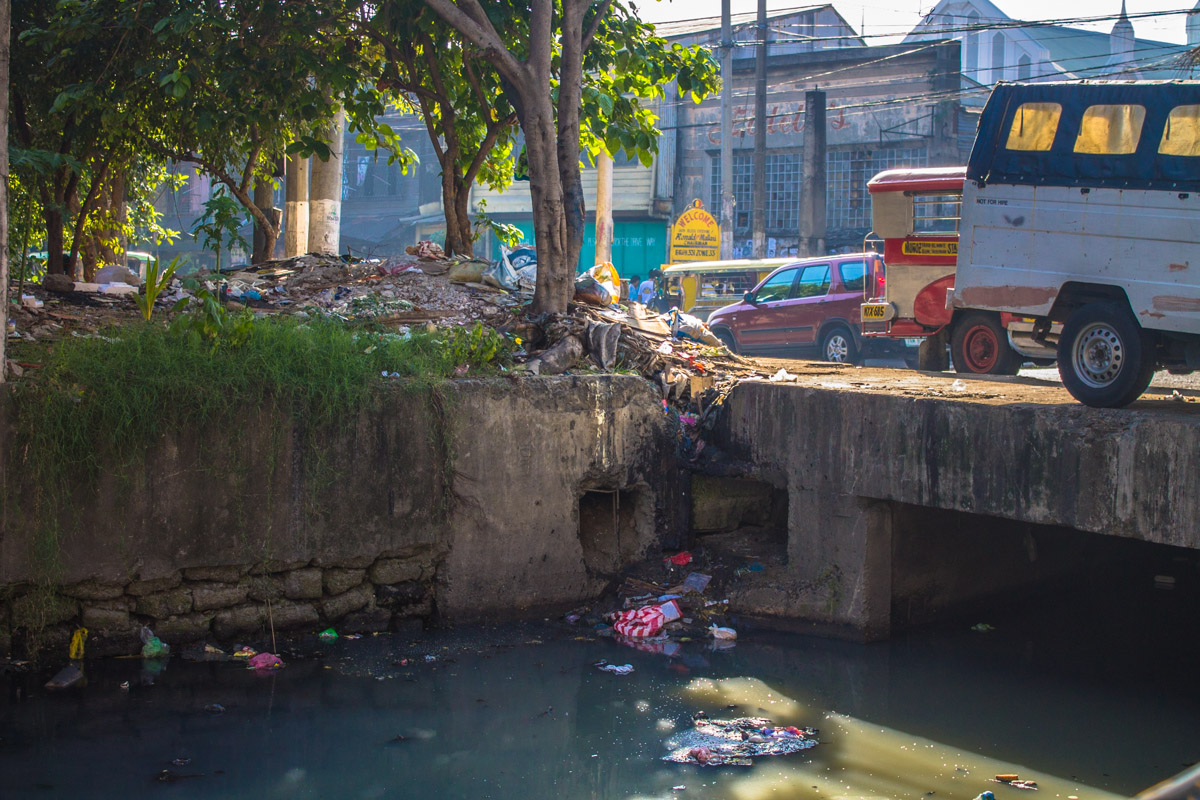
662,717,818,767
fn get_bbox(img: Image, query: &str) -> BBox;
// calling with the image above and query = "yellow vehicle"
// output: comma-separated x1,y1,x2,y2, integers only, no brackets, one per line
661,258,793,320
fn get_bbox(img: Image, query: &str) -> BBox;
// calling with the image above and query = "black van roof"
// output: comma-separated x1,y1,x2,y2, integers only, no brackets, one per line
967,80,1200,192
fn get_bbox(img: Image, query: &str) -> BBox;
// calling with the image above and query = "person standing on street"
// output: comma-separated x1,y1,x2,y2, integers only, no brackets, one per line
625,274,640,303
638,273,657,306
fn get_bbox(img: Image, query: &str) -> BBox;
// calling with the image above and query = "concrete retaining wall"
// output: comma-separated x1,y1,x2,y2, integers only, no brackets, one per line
0,376,681,656
714,381,1200,638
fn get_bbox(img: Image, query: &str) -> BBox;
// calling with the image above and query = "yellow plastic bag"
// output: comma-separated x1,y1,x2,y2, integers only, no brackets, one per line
69,627,88,660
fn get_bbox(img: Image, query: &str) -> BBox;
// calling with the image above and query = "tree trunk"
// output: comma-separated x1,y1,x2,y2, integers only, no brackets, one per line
452,182,474,258
252,178,276,263
45,206,65,276
556,1,586,283
521,101,572,314
440,166,473,258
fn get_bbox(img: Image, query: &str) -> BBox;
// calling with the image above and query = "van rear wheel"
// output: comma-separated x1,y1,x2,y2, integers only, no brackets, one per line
951,312,1021,375
1057,301,1155,407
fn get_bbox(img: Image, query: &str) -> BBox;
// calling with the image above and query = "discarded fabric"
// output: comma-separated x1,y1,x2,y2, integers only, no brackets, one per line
247,653,283,670
596,662,634,675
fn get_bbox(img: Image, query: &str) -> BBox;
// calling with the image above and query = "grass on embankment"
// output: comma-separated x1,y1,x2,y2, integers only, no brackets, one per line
4,314,513,525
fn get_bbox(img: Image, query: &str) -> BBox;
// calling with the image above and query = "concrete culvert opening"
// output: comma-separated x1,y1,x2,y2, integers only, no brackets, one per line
890,503,1200,635
578,488,646,574
689,475,789,564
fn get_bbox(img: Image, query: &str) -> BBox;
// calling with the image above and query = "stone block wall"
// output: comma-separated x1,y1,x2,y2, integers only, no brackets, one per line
0,376,680,658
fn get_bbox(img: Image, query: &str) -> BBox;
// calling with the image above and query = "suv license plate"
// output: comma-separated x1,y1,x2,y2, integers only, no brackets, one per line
904,338,922,347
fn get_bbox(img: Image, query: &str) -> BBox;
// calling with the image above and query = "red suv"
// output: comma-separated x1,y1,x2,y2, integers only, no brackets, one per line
707,253,911,364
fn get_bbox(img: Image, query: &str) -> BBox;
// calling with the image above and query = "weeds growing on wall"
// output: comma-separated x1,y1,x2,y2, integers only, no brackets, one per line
4,313,513,578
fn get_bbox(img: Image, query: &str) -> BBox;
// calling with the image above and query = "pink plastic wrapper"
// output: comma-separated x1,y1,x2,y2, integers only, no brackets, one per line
247,652,283,670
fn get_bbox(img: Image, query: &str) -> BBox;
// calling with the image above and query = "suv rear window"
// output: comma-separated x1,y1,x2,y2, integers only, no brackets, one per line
838,261,866,291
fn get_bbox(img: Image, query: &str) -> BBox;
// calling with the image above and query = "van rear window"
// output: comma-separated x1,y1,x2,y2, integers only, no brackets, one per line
1159,105,1200,157
1005,103,1061,151
1074,104,1145,155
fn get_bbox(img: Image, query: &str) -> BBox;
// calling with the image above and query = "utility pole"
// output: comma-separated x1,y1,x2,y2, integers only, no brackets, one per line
284,155,310,257
308,108,346,256
798,89,827,257
594,151,613,265
752,0,767,259
719,0,734,260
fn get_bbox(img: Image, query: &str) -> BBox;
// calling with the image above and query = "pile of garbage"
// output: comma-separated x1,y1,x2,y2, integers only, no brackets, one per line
6,243,780,415
662,716,819,767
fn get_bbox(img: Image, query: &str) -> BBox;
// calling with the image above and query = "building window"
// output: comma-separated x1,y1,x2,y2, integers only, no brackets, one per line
991,33,1006,83
826,146,928,232
1017,54,1032,80
964,10,980,78
710,152,801,234
710,146,928,238
1074,104,1146,155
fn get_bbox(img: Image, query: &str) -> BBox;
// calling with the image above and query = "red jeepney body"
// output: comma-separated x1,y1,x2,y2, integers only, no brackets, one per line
862,167,965,338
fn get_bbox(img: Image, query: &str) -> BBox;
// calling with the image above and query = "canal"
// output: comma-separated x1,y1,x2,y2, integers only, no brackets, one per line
1,576,1197,800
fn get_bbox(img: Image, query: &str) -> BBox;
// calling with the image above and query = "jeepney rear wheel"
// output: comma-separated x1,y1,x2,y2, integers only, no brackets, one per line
1057,301,1156,408
951,311,1021,375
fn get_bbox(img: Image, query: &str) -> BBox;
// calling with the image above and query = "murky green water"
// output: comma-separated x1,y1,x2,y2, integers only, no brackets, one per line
2,583,1197,800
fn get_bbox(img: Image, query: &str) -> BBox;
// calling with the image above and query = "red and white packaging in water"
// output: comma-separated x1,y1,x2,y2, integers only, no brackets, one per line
613,600,682,638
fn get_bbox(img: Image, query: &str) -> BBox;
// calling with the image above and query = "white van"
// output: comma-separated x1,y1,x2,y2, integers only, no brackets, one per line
951,81,1200,407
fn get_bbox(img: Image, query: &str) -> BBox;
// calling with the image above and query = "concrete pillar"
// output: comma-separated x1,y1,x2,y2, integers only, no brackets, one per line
751,0,767,259
284,155,310,257
788,488,892,640
308,109,345,256
798,89,827,257
719,0,734,260
594,151,613,265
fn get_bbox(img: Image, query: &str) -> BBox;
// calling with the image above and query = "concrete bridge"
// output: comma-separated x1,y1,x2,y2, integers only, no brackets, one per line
710,371,1200,640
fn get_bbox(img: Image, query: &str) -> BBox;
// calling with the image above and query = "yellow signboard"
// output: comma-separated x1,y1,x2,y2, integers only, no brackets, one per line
670,200,720,262
901,240,958,257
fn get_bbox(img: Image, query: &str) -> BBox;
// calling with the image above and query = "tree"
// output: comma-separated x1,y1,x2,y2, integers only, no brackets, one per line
415,0,717,313
191,187,249,273
148,0,388,263
364,1,518,258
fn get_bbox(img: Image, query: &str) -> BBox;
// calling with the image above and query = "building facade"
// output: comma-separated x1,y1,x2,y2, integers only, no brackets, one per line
670,39,968,256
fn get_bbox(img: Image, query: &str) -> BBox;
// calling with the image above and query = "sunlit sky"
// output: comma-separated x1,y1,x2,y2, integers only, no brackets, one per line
632,0,1196,44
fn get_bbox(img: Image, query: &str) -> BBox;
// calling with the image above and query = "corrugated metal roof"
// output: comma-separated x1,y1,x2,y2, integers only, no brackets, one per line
1024,24,1190,80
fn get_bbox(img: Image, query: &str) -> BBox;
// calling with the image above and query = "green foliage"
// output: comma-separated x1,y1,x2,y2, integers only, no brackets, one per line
191,187,249,269
473,199,525,249
134,257,182,321
442,322,511,367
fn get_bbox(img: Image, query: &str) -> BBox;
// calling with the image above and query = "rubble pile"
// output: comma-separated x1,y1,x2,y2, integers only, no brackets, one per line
6,248,776,414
